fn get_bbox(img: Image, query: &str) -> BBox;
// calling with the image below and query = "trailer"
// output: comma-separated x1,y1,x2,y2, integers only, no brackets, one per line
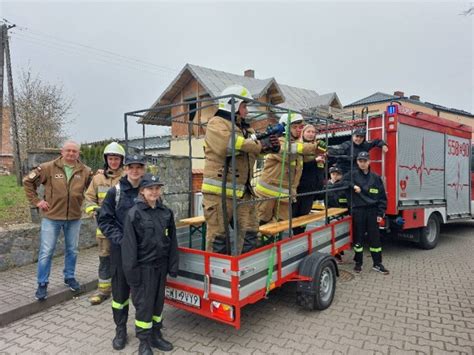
124,94,353,329
321,104,473,250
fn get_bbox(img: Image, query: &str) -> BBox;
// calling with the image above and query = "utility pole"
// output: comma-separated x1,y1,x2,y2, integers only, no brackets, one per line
0,24,5,169
4,24,22,185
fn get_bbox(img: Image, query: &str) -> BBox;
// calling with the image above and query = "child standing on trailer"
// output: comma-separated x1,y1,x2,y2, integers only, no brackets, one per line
122,173,179,355
292,124,326,235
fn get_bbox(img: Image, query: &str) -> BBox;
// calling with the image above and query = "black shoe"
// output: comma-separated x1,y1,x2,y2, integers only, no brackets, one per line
151,330,173,352
64,278,81,292
138,339,153,355
112,327,127,350
354,263,362,273
372,264,390,275
35,283,48,301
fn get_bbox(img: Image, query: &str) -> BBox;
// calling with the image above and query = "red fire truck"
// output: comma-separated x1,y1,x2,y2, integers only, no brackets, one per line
325,104,473,249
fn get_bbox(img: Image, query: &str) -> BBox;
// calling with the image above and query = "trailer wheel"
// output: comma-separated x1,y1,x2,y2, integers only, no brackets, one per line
419,214,440,250
296,253,337,311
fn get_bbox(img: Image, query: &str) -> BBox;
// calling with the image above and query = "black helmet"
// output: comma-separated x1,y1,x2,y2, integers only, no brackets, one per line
353,128,366,137
139,173,164,189
356,151,370,160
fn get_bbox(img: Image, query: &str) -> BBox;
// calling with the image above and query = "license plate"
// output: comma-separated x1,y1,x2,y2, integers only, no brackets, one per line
165,287,201,308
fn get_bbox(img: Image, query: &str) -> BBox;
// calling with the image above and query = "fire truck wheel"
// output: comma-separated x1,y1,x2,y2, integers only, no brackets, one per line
419,214,440,250
297,254,337,311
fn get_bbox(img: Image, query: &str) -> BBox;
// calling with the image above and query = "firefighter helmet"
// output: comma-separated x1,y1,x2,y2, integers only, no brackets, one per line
103,142,125,166
218,85,253,113
279,112,304,126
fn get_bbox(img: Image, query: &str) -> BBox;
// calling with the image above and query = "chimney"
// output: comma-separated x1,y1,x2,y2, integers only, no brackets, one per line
409,95,420,101
393,91,404,97
244,69,255,78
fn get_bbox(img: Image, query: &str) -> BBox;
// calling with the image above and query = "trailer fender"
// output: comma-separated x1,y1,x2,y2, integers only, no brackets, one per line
296,252,338,311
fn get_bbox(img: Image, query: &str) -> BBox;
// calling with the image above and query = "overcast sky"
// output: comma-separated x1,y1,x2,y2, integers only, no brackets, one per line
2,1,473,143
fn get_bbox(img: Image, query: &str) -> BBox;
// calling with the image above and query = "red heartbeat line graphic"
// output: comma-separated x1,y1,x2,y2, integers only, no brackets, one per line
399,137,444,188
447,161,469,199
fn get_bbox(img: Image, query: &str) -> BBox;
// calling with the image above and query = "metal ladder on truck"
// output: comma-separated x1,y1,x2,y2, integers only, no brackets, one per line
365,112,387,183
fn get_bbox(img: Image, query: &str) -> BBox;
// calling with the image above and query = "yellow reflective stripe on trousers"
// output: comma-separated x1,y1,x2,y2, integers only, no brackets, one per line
353,245,363,253
85,205,99,214
370,247,382,253
153,315,162,323
202,178,245,198
135,320,153,329
112,299,129,310
255,181,289,198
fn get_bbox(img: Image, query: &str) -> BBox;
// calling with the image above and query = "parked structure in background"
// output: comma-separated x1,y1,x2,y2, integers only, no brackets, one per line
142,64,345,168
0,108,13,174
345,91,474,141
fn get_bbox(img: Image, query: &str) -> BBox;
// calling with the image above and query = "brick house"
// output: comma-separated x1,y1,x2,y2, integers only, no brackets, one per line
0,107,13,172
142,64,343,168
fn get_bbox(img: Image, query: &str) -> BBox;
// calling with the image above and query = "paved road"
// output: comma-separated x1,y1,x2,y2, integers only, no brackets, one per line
0,221,473,354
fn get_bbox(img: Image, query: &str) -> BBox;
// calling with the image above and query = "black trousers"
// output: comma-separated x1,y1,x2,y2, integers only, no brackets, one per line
130,265,167,340
292,187,316,235
110,245,130,329
352,207,382,266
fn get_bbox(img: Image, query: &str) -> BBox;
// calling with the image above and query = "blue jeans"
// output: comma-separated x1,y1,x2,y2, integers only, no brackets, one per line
37,218,82,284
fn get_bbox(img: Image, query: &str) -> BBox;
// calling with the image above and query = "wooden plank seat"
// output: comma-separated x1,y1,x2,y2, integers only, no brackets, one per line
258,208,348,236
179,208,348,250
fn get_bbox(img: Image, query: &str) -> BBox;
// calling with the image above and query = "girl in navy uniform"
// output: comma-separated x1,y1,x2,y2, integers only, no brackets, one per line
122,173,178,354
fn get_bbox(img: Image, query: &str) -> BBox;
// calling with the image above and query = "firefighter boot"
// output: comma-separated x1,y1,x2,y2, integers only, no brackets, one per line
151,328,173,352
90,256,112,305
138,339,153,355
112,326,127,350
241,231,258,254
212,235,229,254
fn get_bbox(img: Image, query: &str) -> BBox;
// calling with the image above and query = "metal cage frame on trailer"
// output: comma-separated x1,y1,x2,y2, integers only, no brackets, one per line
122,94,355,328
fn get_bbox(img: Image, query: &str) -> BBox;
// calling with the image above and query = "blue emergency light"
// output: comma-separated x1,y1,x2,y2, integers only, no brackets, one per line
387,105,397,115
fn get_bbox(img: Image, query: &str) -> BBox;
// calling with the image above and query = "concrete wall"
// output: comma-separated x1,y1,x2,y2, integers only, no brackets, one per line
0,217,97,272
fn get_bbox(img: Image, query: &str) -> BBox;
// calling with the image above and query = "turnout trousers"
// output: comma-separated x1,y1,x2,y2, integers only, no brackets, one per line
130,265,167,340
110,245,130,330
351,207,382,266
203,192,259,254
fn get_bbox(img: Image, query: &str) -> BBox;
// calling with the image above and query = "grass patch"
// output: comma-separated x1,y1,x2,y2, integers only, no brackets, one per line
0,175,31,226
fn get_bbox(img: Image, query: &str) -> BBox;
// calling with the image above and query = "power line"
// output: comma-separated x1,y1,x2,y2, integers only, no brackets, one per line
11,31,177,77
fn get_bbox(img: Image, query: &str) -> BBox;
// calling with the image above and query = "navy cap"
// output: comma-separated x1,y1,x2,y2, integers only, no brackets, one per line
329,166,342,174
124,154,146,166
357,151,370,160
139,173,164,189
353,128,366,136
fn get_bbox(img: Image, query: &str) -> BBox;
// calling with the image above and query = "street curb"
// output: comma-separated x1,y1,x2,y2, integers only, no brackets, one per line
0,278,98,328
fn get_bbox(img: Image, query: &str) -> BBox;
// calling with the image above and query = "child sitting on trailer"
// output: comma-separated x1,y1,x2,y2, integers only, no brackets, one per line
122,173,179,354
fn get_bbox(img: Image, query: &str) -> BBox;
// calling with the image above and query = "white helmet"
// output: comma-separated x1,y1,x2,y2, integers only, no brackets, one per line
103,142,125,165
279,112,304,126
218,85,253,113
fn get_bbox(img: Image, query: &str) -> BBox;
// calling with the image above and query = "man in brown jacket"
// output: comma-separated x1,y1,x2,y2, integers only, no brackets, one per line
202,84,280,255
23,140,93,301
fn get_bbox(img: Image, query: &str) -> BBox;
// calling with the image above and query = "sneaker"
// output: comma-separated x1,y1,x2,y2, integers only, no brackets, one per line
35,283,48,301
354,263,362,273
372,264,390,275
64,278,81,292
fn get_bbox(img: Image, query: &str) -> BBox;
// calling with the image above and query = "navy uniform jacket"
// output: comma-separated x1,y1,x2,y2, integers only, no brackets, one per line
329,139,387,173
97,176,140,246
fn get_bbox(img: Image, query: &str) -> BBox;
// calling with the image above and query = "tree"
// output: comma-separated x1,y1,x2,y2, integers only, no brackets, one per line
15,67,73,159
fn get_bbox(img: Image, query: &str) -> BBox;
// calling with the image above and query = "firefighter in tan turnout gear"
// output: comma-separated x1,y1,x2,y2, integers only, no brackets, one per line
256,113,327,224
84,142,125,305
202,85,280,255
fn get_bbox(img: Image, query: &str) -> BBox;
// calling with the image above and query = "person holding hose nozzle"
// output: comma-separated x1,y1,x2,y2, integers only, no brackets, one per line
344,151,389,275
202,85,280,255
256,113,327,225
